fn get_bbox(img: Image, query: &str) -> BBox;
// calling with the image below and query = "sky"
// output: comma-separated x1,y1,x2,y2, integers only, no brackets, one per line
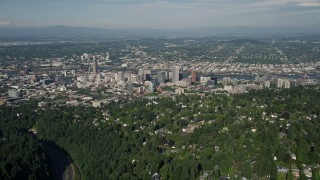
0,0,319,29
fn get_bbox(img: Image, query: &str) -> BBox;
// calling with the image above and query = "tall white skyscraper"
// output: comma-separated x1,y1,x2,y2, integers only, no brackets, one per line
93,60,98,77
172,66,179,85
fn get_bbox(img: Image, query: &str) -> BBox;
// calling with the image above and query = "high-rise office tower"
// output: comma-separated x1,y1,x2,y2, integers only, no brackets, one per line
130,74,138,83
210,76,218,85
148,82,154,93
138,69,144,75
117,71,124,81
145,74,152,81
93,60,98,76
191,71,196,83
138,69,144,81
172,66,180,85
144,70,151,81
157,71,166,84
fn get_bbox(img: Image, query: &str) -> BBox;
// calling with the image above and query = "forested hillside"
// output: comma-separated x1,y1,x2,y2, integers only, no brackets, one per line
0,102,50,179
1,86,320,179
33,86,320,179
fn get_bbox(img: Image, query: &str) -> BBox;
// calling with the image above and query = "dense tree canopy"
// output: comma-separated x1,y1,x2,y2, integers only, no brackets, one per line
1,86,320,179
0,101,50,180
35,86,320,179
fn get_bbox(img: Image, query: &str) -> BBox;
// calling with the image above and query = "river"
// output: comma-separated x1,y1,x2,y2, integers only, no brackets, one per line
180,72,320,81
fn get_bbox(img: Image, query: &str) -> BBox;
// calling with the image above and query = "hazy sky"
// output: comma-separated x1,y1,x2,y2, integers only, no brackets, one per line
0,0,319,28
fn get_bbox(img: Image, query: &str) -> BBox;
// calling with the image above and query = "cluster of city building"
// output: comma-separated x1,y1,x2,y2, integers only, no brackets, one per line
1,52,319,107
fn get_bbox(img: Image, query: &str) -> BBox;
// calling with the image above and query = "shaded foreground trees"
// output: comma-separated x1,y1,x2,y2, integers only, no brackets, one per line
0,101,50,179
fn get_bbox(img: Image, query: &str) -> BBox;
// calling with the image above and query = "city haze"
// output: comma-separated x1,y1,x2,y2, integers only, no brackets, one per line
0,0,319,29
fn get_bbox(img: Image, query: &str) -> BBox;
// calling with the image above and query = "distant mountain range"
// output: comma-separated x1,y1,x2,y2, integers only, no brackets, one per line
0,24,319,40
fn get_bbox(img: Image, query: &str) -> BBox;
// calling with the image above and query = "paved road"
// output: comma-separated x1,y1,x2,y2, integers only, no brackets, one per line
63,162,74,180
